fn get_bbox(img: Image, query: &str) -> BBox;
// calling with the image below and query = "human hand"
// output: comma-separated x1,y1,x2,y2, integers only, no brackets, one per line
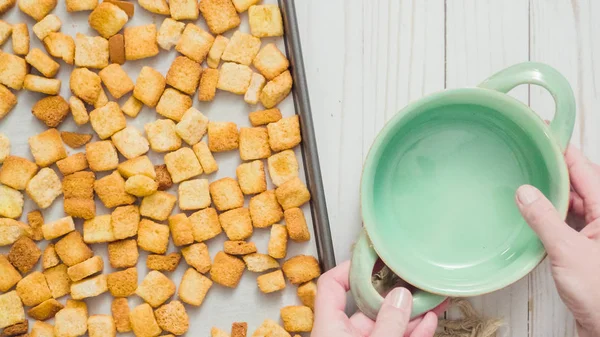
515,146,600,337
312,261,447,337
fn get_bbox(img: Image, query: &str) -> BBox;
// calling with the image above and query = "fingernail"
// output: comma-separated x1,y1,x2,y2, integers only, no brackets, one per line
390,288,410,309
517,185,539,205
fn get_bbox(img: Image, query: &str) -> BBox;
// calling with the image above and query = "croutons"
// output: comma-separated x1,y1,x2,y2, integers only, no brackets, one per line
0,84,17,119
267,149,298,186
31,321,56,337
94,84,108,108
168,213,194,246
0,20,9,45
167,56,202,95
108,34,125,65
125,175,158,197
199,0,240,35
0,255,22,292
99,63,134,99
297,281,316,309
0,291,25,329
145,119,182,153
60,131,92,148
42,266,69,298
154,301,189,335
67,256,103,282
156,88,193,122
89,2,129,38
0,133,8,164
107,267,137,297
253,43,289,80
54,231,93,266
236,160,267,195
71,274,108,299
94,171,136,208
140,191,177,221
275,177,311,210
284,208,310,242
124,24,159,60
240,128,271,161
210,251,245,288
192,141,218,174
2,321,28,336
86,141,119,172
175,23,214,63
219,207,253,241
75,33,109,69
268,224,288,259
178,179,210,211
121,95,143,117
129,303,162,337
157,18,184,50
54,307,88,337
136,270,175,308
257,270,286,293
31,96,69,128
83,215,115,243
244,72,266,105
178,268,212,306
0,218,29,246
137,219,170,254
16,271,52,306
26,167,63,209
108,239,139,268
0,52,27,90
88,315,116,337
223,241,256,256
217,62,252,94
207,35,229,68
26,48,60,77
253,319,289,337
62,171,95,219
169,0,197,20
65,299,88,315
243,253,279,273
154,164,173,190
232,0,258,13
111,205,140,240
231,323,247,337
134,66,166,107
181,242,211,273
249,4,284,37
209,177,244,211
0,155,37,190
221,30,261,66
8,236,41,273
112,298,131,333
147,252,181,272
70,68,102,104
43,32,75,64
0,186,23,219
23,74,61,94
164,147,203,183
175,108,208,146
118,156,156,179
139,0,169,15
11,24,29,55
112,126,150,159
260,70,293,108
189,207,221,242
66,0,97,12
42,216,75,240
280,306,313,332
19,0,56,21
208,121,239,152
198,68,219,101
28,298,63,321
28,128,67,168
282,255,321,285
32,15,60,42
42,244,60,269
90,102,127,139
249,190,283,228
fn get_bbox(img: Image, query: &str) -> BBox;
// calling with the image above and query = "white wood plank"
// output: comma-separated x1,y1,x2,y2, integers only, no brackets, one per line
445,1,530,336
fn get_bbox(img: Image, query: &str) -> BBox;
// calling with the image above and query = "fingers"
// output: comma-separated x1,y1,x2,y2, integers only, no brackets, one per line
570,191,586,217
408,312,438,337
348,312,375,336
371,288,412,337
565,146,600,222
314,261,351,321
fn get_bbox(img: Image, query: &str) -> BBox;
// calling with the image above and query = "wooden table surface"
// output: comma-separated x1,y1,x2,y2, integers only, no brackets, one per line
295,1,600,336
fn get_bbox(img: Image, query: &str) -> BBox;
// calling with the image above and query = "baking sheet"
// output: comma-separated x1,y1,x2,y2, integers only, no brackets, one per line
0,0,334,335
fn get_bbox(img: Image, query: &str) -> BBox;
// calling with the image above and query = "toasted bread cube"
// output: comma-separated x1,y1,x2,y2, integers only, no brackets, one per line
257,270,285,293
42,217,75,240
140,191,177,221
167,213,193,246
154,301,189,335
0,84,17,120
197,68,218,101
221,31,261,66
54,231,93,266
253,43,289,80
231,323,247,337
28,299,63,321
121,95,143,117
108,33,125,65
156,88,192,122
268,224,288,259
267,116,301,152
282,255,320,285
89,2,128,38
166,56,201,95
249,190,282,228
243,253,279,272
261,70,293,108
232,0,258,12
199,0,240,34
31,96,69,128
139,0,169,15
112,127,150,160
210,252,244,288
207,121,238,152
207,35,228,69
2,321,29,336
0,133,8,164
137,219,169,254
239,128,271,161
26,167,62,209
175,108,208,146
154,164,173,191
0,52,27,90
43,32,75,64
175,24,214,63
31,321,56,337
130,303,161,337
178,268,212,306
54,307,87,337
276,177,311,210
108,239,138,268
94,171,136,208
0,218,30,247
253,319,289,337
217,62,252,94
169,0,197,20
65,299,88,314
112,298,131,333
157,18,183,50
189,207,221,242
118,156,155,179
192,141,218,174
70,274,108,299
112,205,140,240
223,241,256,256
125,175,157,197
94,86,108,109
268,150,298,186
178,179,210,211
134,66,166,107
62,171,95,219
33,14,61,40
164,147,202,183
66,0,97,11
75,33,109,69
0,255,21,292
17,271,52,306
8,236,41,273
107,267,137,297
28,128,66,167
244,72,265,105
0,20,10,46
0,291,25,329
63,198,95,221
86,141,118,171
57,154,88,176
284,208,309,242
280,306,313,332
67,256,103,282
70,68,102,104
219,208,252,241
249,4,283,37
0,185,23,219
11,23,29,55
136,271,175,307
209,177,243,211
23,75,61,95
236,160,267,195
25,48,59,77
297,281,317,310
83,215,114,243
90,102,126,139
145,119,181,153
181,242,211,273
124,25,159,61
87,315,116,337
60,132,92,149
18,0,56,20
147,252,181,272
42,244,59,269
98,63,134,99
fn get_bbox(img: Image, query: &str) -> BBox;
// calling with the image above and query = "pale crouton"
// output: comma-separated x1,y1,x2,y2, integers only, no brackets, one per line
168,213,194,247
147,252,181,272
134,66,166,107
31,96,69,128
107,267,137,297
33,14,61,40
221,31,261,65
175,23,214,63
249,190,283,228
268,116,301,153
94,171,136,208
282,255,320,285
28,129,67,168
210,251,245,288
0,52,27,90
0,133,8,164
75,33,109,69
89,102,126,139
83,215,114,243
107,239,138,268
253,43,289,80
209,177,244,211
169,0,197,20
0,185,24,220
199,0,240,34
125,175,157,197
66,0,97,11
86,140,119,171
280,306,313,332
231,323,247,337
0,156,38,191
192,141,218,174
124,24,159,61
7,237,40,273
11,23,29,55
178,268,212,306
112,126,150,160
118,156,156,179
244,72,265,105
108,33,125,65
232,0,258,13
189,207,221,242
0,255,21,292
164,147,203,183
154,301,189,335
70,274,108,299
268,224,288,259
137,219,169,254
156,88,192,122
43,32,75,64
54,307,87,337
57,153,88,176
217,62,252,94
121,95,143,117
42,244,59,269
65,299,88,314
40,267,69,299
284,208,310,241
0,218,29,246
136,271,175,307
223,241,256,255
198,68,219,101
19,0,56,20
0,291,25,329
16,271,52,306
62,171,95,219
0,20,10,46
253,319,289,337
25,48,59,77
207,35,229,68
240,128,271,161
67,256,103,282
0,84,17,120
175,108,208,146
154,164,173,191
257,270,285,293
23,75,61,95
88,315,116,337
129,303,162,337
260,70,293,108
297,281,316,310
243,253,279,272
140,191,177,221
166,56,201,95
112,298,131,333
89,2,128,38
111,205,140,240
99,64,134,99
25,167,62,209
145,119,181,153
157,18,183,50
181,242,211,273
236,160,267,195
54,231,93,266
28,299,63,321
3,321,29,337
70,68,101,104
249,5,283,37
208,121,238,152
267,150,298,186
219,207,252,241
178,179,210,210
42,216,75,240
275,177,310,210
139,0,169,15
31,321,56,337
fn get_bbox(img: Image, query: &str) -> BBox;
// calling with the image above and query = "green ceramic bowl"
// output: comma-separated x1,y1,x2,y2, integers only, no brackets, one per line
350,62,576,319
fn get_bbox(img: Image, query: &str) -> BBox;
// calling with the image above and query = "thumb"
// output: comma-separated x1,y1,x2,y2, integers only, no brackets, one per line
370,288,412,337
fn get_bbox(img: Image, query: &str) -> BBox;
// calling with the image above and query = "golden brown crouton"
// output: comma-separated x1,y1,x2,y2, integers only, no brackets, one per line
221,30,261,66
67,256,103,282
75,33,109,69
87,315,116,337
231,322,247,337
124,175,157,197
0,133,8,164
28,298,63,321
147,253,181,272
257,270,286,294
217,62,252,95
94,85,108,108
108,239,139,268
107,267,137,297
175,23,214,63
154,164,173,190
54,307,87,337
207,121,239,152
86,141,119,172
232,0,258,12
8,236,41,273
169,0,197,19
0,84,17,120
98,63,134,99
23,75,61,95
239,128,271,161
249,4,284,37
42,244,59,269
60,132,92,149
32,14,61,40
0,21,9,46
223,241,256,256
66,0,96,11
252,319,289,337
154,300,189,335
192,141,218,174
175,108,208,146
164,147,203,183
236,160,267,195
40,266,70,299
210,251,245,288
297,281,316,310
28,129,67,168
31,96,70,128
111,203,140,240
280,306,313,332
10,23,28,55
168,213,194,247
275,177,311,210
139,0,169,15
137,219,169,254
166,56,202,95
136,271,175,307
209,177,244,211
284,208,310,242
267,150,298,186
199,0,240,35
178,179,210,211
145,119,182,153
207,35,229,69
111,298,131,333
140,191,177,221
242,253,279,273
260,70,293,108
16,271,52,306
18,0,56,21
134,66,166,107
282,255,321,285
89,2,129,38
70,68,101,104
253,43,289,80
118,156,156,179
65,299,88,315
25,48,59,77
0,186,24,220
267,115,301,152
198,68,219,101
57,154,89,181
83,215,115,243
157,18,183,50
30,321,55,337
178,268,212,306
89,102,127,139
62,171,95,219
42,216,75,241
156,88,192,122
129,303,161,337
2,321,29,336
0,255,21,292
0,291,25,329
25,167,63,209
94,171,136,208
189,207,221,242
108,34,125,65
0,0,16,15
249,190,283,228
112,126,150,160
54,231,93,266
268,224,288,259
181,242,211,273
244,72,266,105
124,24,159,61
43,32,75,64
70,274,108,299
121,95,143,118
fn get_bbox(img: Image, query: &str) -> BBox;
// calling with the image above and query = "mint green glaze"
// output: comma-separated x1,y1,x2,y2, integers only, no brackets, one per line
351,62,575,320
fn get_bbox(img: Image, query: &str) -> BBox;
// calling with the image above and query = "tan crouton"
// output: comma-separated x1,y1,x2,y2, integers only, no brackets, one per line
83,215,114,243
0,21,10,47
249,190,282,228
107,239,138,268
199,0,240,34
207,35,229,68
8,236,41,273
89,102,126,139
33,14,61,41
267,115,301,151
0,0,14,14
192,141,218,174
0,133,8,164
24,212,42,241
280,306,313,332
243,253,279,272
196,68,218,102
99,64,134,99
94,87,109,108
26,167,63,209
54,231,93,266
221,31,261,66
86,141,119,172
175,23,214,63
67,256,103,282
124,24,159,61
257,270,285,293
111,205,140,240
178,179,210,211
2,321,29,336
209,177,244,211
189,207,221,242
0,84,17,120
130,303,162,337
11,23,29,55
57,153,88,176
249,4,284,37
168,214,194,246
223,241,256,255
181,242,211,273
112,298,131,333
65,299,88,314
284,208,310,242
275,177,310,210
43,32,74,64
19,0,56,20
261,70,293,108
112,127,150,160
267,150,298,186
166,56,201,95
0,52,27,90
134,66,166,107
253,319,289,337
154,164,173,191
0,186,23,220
207,121,238,152
125,175,157,197
65,0,96,11
139,0,169,15
29,129,67,168
137,219,169,254
156,88,192,122
0,255,21,292
31,321,56,337
25,48,59,77
282,255,320,285
75,33,109,69
169,0,197,20
89,2,128,38
70,68,101,104
62,171,95,219
42,217,75,240
54,307,87,337
236,160,267,195
178,268,212,306
219,207,252,241
154,301,189,335
140,191,177,221
145,119,181,153
30,96,69,128
94,171,136,208
231,323,247,337
87,315,116,337
217,62,252,94
157,18,183,50
164,147,203,183
297,281,317,310
0,156,37,191
136,271,175,307
253,43,289,80
70,274,108,299
268,224,288,259
232,0,258,13
42,244,59,269
118,156,156,179
244,72,265,105
23,75,61,95
0,220,27,247
107,267,137,297
28,298,63,321
0,291,25,329
16,271,52,306
239,128,271,161
147,252,181,272
210,252,244,288
108,34,125,65
61,132,92,149
175,108,208,146
120,96,142,118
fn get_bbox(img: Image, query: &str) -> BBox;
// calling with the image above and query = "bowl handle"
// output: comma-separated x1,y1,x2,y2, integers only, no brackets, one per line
349,230,447,320
478,62,576,152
